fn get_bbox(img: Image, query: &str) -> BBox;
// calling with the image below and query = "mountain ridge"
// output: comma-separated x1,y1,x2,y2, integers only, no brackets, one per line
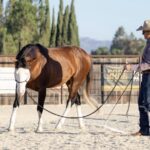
80,37,112,53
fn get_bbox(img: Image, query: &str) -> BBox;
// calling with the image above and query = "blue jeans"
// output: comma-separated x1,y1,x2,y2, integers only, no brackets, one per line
138,73,150,135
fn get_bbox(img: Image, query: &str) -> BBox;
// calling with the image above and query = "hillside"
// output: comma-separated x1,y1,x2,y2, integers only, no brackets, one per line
80,37,112,53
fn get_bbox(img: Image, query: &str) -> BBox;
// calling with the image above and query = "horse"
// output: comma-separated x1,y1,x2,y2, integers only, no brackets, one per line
8,43,98,132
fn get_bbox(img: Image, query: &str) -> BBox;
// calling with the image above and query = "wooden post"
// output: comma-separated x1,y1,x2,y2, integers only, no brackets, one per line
101,64,104,104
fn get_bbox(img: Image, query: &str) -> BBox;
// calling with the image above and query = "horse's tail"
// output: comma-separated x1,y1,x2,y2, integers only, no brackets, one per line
82,65,99,109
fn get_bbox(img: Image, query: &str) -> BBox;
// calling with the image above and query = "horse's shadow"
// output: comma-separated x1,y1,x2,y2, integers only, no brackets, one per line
0,127,9,134
0,126,82,135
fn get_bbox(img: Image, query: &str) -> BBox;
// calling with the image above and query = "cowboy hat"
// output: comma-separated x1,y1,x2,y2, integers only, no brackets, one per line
137,20,150,31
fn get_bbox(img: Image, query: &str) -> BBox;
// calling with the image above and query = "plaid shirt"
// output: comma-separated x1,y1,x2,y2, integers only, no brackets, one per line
132,39,150,71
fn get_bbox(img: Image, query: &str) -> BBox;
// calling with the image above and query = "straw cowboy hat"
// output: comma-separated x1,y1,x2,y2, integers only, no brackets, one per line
137,20,150,31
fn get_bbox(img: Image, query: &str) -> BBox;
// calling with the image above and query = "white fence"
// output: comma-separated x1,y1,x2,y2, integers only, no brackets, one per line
0,67,16,94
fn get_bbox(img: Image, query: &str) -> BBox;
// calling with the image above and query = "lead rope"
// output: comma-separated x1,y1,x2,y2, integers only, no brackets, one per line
126,71,134,118
102,69,138,135
27,67,137,135
27,67,126,119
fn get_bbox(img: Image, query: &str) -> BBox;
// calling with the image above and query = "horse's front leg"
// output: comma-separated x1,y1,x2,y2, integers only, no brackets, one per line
8,67,30,131
8,95,19,131
36,88,46,132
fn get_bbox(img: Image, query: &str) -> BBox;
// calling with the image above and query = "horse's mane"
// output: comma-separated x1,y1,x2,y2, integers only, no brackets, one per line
16,43,49,60
16,44,35,60
35,43,49,60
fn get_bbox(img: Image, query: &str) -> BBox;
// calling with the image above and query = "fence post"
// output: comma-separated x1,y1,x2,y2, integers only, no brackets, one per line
101,64,104,104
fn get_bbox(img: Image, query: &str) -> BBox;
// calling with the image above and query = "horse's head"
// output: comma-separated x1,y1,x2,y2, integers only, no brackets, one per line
15,43,49,98
15,44,36,98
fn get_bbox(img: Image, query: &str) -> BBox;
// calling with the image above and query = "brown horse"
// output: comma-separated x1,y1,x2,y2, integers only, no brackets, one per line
8,43,98,132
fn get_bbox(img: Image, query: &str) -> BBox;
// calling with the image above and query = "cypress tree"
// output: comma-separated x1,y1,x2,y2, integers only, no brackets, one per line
38,0,51,47
0,0,3,27
5,0,38,53
62,5,69,45
45,0,51,47
56,0,63,46
68,0,79,46
50,8,56,47
0,0,4,29
5,0,16,17
38,1,45,36
0,28,5,54
0,0,5,54
0,0,2,18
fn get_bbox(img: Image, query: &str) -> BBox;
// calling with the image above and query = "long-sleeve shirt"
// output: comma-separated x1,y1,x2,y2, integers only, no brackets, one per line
132,39,150,72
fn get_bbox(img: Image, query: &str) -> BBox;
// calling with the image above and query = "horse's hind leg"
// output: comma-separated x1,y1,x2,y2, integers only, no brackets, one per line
55,78,85,129
36,88,46,132
75,93,85,129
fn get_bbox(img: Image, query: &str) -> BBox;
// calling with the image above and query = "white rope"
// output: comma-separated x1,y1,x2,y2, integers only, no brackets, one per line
101,124,129,135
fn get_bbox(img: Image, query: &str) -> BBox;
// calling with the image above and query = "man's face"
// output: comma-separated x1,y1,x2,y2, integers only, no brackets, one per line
143,30,150,39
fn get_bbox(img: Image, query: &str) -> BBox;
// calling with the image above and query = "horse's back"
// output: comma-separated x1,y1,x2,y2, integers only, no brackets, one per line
45,46,91,86
48,46,91,70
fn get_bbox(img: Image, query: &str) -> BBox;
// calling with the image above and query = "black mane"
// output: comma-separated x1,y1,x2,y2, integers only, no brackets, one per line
15,43,49,68
16,44,35,60
35,43,49,60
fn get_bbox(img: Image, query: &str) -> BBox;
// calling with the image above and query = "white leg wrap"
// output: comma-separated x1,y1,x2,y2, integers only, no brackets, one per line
8,107,18,131
36,111,43,132
55,101,71,129
76,105,85,129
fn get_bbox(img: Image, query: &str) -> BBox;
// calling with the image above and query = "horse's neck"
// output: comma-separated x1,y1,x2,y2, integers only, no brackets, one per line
30,58,46,80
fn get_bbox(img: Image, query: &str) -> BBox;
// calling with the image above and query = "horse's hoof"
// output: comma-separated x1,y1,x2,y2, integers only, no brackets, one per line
7,128,15,132
79,124,86,129
54,126,62,132
80,126,87,131
35,128,43,133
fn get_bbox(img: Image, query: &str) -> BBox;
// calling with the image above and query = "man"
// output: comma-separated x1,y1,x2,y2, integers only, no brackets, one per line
126,20,150,136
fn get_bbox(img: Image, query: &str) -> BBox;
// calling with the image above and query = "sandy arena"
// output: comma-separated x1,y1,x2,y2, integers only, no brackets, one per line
0,104,150,150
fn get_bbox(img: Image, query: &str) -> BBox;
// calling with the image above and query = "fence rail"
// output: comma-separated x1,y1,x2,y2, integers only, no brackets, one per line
0,55,141,105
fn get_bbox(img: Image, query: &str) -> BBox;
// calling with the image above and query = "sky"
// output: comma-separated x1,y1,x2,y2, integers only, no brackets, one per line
50,0,150,41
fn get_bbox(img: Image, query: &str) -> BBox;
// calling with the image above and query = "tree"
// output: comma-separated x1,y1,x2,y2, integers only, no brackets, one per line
110,26,127,55
50,8,56,47
124,38,145,55
62,5,69,45
38,0,51,47
0,0,5,54
56,0,63,46
91,47,110,55
111,48,124,55
4,30,17,54
0,0,80,54
5,0,17,20
0,28,5,54
68,0,79,46
0,0,3,19
5,0,38,53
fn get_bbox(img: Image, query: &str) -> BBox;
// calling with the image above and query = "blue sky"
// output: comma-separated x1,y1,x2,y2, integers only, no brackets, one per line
50,0,150,40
